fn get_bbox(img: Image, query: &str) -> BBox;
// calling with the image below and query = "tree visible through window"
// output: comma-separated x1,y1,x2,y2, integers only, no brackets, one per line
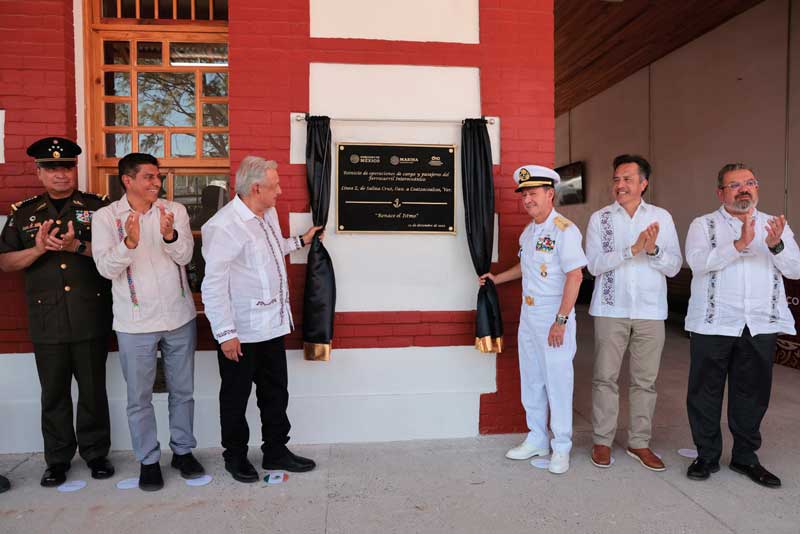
86,0,229,295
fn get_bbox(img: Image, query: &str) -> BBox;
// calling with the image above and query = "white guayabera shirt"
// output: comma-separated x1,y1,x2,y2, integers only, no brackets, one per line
586,200,682,321
92,195,197,333
684,206,800,336
201,195,302,344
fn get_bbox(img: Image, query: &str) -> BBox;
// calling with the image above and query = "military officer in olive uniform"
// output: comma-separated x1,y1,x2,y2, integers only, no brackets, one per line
481,165,587,475
0,137,114,487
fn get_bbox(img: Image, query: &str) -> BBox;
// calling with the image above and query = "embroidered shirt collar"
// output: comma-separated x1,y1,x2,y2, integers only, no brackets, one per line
115,194,158,216
612,198,650,215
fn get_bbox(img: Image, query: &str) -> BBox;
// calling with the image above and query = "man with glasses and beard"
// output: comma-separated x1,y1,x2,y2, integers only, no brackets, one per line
684,163,800,488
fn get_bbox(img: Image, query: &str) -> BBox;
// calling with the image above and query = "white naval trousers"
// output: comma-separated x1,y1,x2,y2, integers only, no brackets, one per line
517,301,576,454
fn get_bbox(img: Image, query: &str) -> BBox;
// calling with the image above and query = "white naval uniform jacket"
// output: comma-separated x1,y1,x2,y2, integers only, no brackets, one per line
586,200,682,321
201,195,303,344
92,195,197,334
519,209,587,311
685,206,800,336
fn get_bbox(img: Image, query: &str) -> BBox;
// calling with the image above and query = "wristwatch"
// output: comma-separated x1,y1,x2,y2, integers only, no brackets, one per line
75,240,87,255
555,314,568,326
769,240,784,255
646,245,660,257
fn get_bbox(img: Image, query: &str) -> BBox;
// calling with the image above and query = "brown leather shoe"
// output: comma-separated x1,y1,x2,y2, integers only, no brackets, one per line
591,444,612,468
626,447,666,472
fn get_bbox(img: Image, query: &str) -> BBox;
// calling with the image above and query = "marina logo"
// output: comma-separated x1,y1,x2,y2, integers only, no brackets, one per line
428,155,444,167
390,156,400,165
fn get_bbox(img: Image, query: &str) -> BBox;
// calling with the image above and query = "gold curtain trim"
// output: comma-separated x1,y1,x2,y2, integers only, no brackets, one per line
475,336,503,354
304,342,331,361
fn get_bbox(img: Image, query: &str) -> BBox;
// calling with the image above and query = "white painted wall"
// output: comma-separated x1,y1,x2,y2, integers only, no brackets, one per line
310,0,480,44
555,0,796,245
288,63,489,312
0,347,496,453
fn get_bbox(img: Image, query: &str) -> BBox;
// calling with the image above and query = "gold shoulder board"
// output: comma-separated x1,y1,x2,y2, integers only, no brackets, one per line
553,216,573,230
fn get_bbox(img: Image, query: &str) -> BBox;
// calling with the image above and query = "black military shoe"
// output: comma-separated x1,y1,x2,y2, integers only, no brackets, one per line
262,450,316,473
686,458,720,481
729,461,781,488
41,463,70,487
139,462,164,492
87,457,115,480
171,452,205,479
0,475,10,494
225,457,259,483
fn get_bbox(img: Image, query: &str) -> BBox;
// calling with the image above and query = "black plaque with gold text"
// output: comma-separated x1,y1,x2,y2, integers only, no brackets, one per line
337,143,456,233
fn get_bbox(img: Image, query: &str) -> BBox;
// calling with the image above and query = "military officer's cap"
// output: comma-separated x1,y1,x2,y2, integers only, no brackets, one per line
26,137,82,168
514,165,560,192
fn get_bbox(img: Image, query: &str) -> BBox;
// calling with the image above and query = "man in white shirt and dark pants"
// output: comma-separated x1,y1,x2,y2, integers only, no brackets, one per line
202,156,320,483
586,155,682,471
93,153,205,491
685,163,800,488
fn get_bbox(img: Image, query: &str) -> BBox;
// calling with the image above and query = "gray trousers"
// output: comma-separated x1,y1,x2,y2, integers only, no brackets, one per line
591,317,665,449
116,318,198,464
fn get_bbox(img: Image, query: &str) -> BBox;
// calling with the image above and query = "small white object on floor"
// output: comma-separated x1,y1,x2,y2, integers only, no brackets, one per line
530,458,550,469
57,480,87,493
677,448,698,459
116,478,139,490
186,475,213,487
266,471,288,485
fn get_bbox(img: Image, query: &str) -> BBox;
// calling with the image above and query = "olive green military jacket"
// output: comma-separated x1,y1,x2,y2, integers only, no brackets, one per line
0,190,113,344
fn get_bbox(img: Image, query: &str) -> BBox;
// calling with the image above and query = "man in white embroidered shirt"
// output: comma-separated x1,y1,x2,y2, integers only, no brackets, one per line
586,155,681,472
685,163,800,488
201,156,321,483
93,153,205,491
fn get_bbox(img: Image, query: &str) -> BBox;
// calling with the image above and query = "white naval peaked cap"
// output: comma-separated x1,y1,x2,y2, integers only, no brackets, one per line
513,165,560,192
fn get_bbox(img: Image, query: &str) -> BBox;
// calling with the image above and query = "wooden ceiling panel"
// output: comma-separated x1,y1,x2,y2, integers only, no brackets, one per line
555,0,767,115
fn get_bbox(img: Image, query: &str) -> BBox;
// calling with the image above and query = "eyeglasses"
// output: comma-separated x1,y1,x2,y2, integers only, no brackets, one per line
719,179,758,191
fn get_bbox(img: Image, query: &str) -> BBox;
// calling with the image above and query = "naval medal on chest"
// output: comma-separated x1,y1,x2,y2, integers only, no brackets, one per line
540,263,548,278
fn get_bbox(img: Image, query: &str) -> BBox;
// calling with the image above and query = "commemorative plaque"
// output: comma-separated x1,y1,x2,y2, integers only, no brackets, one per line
337,143,456,234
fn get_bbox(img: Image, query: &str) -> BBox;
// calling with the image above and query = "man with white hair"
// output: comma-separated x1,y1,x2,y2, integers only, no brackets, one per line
480,164,587,474
202,156,321,483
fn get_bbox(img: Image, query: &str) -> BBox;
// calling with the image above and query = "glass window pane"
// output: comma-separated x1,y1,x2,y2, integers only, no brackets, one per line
121,0,135,18
170,43,228,66
103,41,130,65
213,0,228,21
102,0,118,17
173,174,230,230
104,72,130,96
107,175,124,202
202,134,228,158
138,133,165,158
202,103,228,127
177,0,191,19
138,72,195,127
196,0,210,20
137,42,162,65
158,0,174,18
171,133,196,157
105,133,131,157
104,103,130,126
202,72,228,96
140,0,155,19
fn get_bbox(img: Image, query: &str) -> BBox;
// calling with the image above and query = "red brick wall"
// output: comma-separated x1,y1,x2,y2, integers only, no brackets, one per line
0,0,78,353
229,0,555,434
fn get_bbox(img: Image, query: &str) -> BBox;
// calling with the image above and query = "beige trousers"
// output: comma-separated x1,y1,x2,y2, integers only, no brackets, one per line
591,317,665,449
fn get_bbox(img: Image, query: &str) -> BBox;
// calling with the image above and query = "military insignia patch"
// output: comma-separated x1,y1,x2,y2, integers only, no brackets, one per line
75,210,93,224
536,236,555,252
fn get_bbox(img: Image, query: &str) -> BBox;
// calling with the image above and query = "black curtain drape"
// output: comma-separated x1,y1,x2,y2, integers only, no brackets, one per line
461,118,503,353
303,116,336,361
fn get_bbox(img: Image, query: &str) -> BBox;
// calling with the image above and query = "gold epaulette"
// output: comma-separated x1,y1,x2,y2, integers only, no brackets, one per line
10,195,41,212
82,191,109,202
553,216,573,230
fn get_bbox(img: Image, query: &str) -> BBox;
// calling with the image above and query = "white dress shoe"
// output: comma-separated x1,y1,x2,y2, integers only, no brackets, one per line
505,442,550,460
548,451,570,474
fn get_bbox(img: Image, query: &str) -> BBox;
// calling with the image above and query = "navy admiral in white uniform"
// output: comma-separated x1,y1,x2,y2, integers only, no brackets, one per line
481,165,587,474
